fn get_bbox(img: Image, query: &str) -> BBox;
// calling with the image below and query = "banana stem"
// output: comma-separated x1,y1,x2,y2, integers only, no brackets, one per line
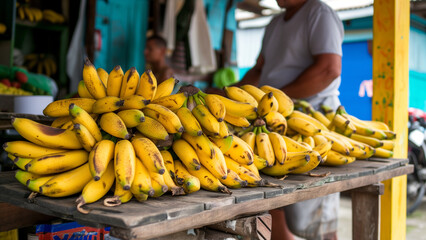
198,94,206,105
182,97,188,108
261,125,270,134
193,94,202,105
197,90,207,98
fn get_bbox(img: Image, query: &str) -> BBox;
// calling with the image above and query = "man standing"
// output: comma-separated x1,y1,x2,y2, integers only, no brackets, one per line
237,0,344,239
144,35,174,84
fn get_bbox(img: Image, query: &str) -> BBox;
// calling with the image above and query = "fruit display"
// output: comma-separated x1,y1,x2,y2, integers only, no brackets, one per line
24,54,57,77
16,3,65,25
3,57,396,214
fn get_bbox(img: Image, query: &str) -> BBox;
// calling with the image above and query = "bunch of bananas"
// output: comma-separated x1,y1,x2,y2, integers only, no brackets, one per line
42,10,65,24
24,54,57,77
17,5,43,22
0,82,32,95
0,23,6,34
4,57,396,213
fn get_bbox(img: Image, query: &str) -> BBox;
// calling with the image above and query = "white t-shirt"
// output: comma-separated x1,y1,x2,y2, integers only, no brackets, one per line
258,0,344,107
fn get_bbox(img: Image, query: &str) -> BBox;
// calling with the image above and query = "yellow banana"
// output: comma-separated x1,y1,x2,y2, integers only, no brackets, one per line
217,120,230,138
256,133,275,167
130,158,154,196
331,114,351,131
364,120,390,131
89,140,115,181
181,132,215,159
373,147,393,158
12,118,82,149
209,94,257,118
73,123,96,152
161,159,185,196
114,140,136,190
224,112,250,127
15,170,41,186
82,58,106,99
8,154,32,170
224,156,263,187
76,161,114,214
39,163,92,198
220,169,248,189
107,65,124,97
303,136,315,148
78,80,94,99
25,150,88,175
257,92,279,117
192,104,220,135
220,135,254,165
260,85,294,117
322,150,355,166
203,94,226,122
149,171,168,195
18,6,25,20
151,92,187,111
241,132,256,150
282,136,312,152
96,68,109,87
253,154,268,170
313,134,329,145
132,191,149,202
287,117,322,136
43,98,96,117
174,160,200,194
104,183,133,206
24,6,35,22
240,84,265,103
199,144,228,180
291,150,323,174
268,132,287,165
132,137,166,174
290,110,328,131
100,112,131,139
136,70,157,100
264,111,287,135
117,109,145,128
172,139,202,171
136,116,169,141
313,140,332,159
151,176,168,197
143,104,183,133
3,141,66,158
348,145,369,159
69,103,102,142
224,86,258,107
261,152,310,176
187,165,231,194
322,133,351,155
209,135,233,153
27,175,53,192
341,114,375,136
176,107,202,137
350,133,383,148
120,67,140,98
121,95,150,110
381,140,395,151
311,110,331,127
161,150,175,177
153,77,178,100
92,96,124,114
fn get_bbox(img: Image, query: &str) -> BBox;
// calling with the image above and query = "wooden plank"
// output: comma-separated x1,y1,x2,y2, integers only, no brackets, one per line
372,0,410,238
174,190,235,210
109,165,412,240
207,213,271,239
229,188,265,203
0,202,55,231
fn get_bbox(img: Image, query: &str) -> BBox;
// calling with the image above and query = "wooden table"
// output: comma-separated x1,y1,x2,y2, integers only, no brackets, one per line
0,112,53,130
0,158,412,240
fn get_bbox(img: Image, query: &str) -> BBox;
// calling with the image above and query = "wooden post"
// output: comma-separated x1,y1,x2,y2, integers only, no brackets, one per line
372,0,410,240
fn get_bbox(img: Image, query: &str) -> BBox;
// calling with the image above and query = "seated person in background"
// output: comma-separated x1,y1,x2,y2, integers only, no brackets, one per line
144,35,174,84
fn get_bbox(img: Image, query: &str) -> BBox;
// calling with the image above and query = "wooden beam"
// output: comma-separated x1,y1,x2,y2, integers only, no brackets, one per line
372,0,410,240
0,202,55,231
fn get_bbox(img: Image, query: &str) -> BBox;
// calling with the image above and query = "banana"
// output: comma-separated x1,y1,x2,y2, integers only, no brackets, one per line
348,145,369,159
15,170,41,186
132,137,166,174
256,133,275,167
322,133,351,155
104,183,133,207
89,140,115,180
224,112,250,127
136,116,169,141
39,163,92,198
27,176,53,192
322,150,355,166
76,161,114,214
73,123,96,152
69,103,102,142
290,110,328,131
313,134,329,145
203,94,226,122
224,156,263,187
117,109,145,128
43,59,52,76
25,150,88,175
78,81,94,99
12,118,82,149
121,95,150,110
331,113,351,131
314,141,333,160
192,104,220,135
381,140,395,151
143,104,183,133
282,136,312,152
292,133,303,142
241,132,256,150
217,120,230,138
43,98,96,117
220,135,254,165
209,135,233,153
107,65,124,97
383,130,397,140
120,67,140,98
261,152,310,176
240,85,265,103
187,165,231,194
149,171,168,195
130,158,155,196
264,111,287,135
153,77,178,100
257,92,279,117
253,154,268,170
373,148,394,158
136,70,157,100
181,133,215,159
310,109,331,127
43,10,65,23
291,150,323,174
224,86,258,107
176,107,202,136
161,150,175,177
100,112,131,139
92,96,124,114
151,92,187,111
3,141,66,158
341,114,375,136
8,154,32,170
18,7,25,20
287,117,321,136
220,169,248,189
260,85,293,117
174,160,200,194
45,58,57,74
303,136,315,148
364,120,390,131
24,7,35,22
96,68,109,87
114,140,136,190
268,132,287,165
172,139,202,171
82,58,106,99
161,158,185,196
209,94,257,118
199,144,228,180
151,177,168,197
350,133,383,148
133,191,149,202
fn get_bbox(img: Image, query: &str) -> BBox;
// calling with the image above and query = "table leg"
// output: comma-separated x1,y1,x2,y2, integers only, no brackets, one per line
351,183,384,240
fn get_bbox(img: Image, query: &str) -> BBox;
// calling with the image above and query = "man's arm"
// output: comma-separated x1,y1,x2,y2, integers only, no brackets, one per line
235,55,264,87
282,53,341,98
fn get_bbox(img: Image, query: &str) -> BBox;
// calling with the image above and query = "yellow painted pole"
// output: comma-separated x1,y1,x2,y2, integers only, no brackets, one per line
372,0,410,239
